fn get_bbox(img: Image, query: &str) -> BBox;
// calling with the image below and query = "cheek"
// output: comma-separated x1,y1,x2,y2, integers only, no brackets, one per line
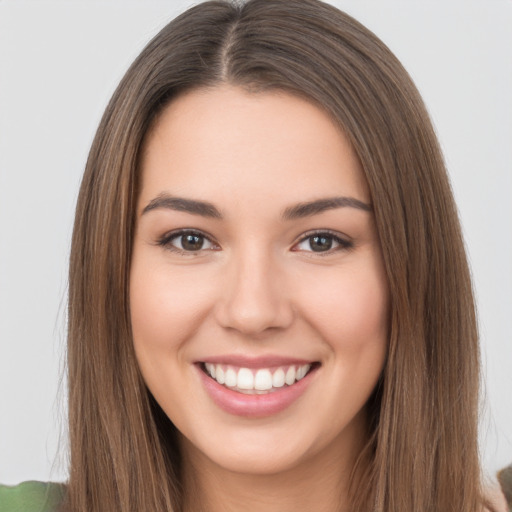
129,256,214,357
297,260,389,354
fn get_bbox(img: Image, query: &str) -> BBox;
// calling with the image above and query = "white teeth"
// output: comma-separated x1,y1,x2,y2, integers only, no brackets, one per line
272,368,285,388
237,368,254,389
225,367,237,387
300,364,311,378
204,363,313,392
297,365,308,380
285,366,296,385
254,369,273,390
216,366,225,385
205,363,215,379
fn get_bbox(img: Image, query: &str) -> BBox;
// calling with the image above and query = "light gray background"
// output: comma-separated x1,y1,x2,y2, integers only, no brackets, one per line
1,0,511,485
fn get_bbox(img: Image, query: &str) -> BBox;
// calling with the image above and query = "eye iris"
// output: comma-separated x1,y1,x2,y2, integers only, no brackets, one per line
181,234,204,251
310,235,332,252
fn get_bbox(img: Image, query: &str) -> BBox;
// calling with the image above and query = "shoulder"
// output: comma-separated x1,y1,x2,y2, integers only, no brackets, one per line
0,481,66,512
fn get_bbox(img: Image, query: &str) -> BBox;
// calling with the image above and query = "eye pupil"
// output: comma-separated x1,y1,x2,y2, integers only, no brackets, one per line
182,234,204,251
310,235,332,252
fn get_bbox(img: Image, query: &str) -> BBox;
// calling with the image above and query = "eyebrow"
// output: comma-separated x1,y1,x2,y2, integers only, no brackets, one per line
282,196,372,219
141,193,372,219
142,194,222,218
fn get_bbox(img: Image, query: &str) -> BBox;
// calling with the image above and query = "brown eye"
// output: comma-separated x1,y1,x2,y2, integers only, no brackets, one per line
159,230,217,253
309,235,333,252
294,231,353,254
180,233,206,251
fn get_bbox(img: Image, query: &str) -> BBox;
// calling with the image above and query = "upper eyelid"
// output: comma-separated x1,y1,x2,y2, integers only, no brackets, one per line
294,229,351,244
158,228,216,244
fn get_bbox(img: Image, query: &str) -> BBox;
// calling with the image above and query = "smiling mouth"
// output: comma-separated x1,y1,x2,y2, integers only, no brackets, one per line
200,362,320,395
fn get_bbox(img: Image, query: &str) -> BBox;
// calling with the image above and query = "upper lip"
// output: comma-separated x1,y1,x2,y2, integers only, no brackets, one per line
197,355,318,369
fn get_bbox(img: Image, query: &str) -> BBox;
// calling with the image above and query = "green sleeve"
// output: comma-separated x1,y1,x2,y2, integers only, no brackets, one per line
0,481,66,512
498,465,512,512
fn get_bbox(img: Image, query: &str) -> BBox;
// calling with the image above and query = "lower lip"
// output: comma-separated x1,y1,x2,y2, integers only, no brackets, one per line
196,364,318,418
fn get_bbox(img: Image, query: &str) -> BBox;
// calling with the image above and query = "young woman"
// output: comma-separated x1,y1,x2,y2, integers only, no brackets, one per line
1,0,508,511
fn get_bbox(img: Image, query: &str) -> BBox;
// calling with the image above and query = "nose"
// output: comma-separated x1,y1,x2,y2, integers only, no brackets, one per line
215,246,294,336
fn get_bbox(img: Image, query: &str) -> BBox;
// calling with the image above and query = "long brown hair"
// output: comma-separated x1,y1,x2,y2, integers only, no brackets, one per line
67,1,484,510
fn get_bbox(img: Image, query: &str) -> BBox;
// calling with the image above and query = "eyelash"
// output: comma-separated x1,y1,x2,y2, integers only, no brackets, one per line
156,229,353,256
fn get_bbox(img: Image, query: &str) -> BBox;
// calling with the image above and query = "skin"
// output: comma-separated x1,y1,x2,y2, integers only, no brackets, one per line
130,85,389,512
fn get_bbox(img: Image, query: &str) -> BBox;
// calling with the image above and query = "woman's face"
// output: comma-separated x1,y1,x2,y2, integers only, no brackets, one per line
130,85,389,476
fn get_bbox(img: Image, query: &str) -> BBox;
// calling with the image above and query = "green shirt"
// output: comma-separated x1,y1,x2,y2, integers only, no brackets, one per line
1,473,510,511
498,464,512,512
0,481,65,512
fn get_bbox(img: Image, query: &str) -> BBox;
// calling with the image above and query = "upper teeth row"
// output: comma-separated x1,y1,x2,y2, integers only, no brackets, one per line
204,363,311,391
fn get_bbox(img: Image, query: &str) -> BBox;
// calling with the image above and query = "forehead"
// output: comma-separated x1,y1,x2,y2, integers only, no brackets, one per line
139,85,369,209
